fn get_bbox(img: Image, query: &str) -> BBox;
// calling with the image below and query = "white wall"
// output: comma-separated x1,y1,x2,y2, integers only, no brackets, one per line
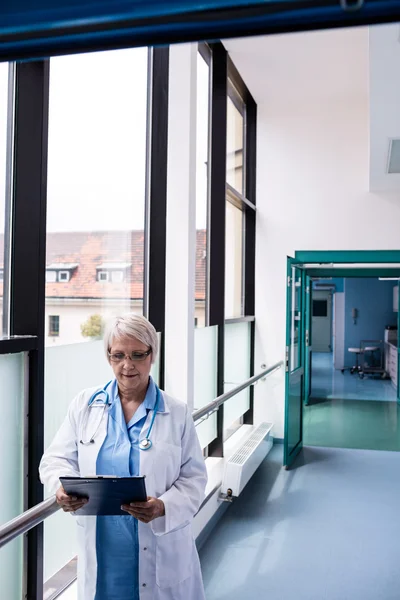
254,90,400,437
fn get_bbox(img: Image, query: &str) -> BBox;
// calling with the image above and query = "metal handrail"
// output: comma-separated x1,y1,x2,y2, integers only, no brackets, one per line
192,360,283,423
0,360,283,550
0,496,58,549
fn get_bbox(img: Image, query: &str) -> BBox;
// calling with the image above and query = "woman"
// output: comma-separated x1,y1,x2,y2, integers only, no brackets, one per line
40,314,208,600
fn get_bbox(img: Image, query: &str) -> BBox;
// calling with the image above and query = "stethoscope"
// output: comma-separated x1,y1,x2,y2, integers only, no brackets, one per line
79,379,160,450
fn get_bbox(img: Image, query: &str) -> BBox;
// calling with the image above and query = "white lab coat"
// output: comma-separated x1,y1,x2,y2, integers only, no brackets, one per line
39,386,208,600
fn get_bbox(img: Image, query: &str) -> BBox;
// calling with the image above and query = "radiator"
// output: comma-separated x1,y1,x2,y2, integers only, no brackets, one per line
221,422,273,498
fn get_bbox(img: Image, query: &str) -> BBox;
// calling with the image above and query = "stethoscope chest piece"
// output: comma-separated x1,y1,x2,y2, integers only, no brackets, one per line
139,438,152,451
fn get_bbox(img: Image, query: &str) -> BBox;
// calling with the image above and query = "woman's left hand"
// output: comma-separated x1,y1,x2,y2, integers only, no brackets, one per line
121,496,165,523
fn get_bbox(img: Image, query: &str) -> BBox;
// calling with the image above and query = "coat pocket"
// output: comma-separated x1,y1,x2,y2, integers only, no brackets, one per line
155,524,194,588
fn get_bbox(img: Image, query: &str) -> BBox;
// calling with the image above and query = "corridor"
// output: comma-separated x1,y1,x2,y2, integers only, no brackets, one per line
199,445,400,600
304,353,400,451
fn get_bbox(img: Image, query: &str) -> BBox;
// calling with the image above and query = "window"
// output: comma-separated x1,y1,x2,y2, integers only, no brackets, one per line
98,271,109,282
44,48,149,588
48,315,60,337
313,300,328,317
225,78,247,320
195,46,211,328
45,270,57,283
226,80,245,195
58,271,70,282
45,48,148,347
111,270,124,283
225,198,244,319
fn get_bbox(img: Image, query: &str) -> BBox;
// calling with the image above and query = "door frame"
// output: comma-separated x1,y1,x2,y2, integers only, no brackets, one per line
283,258,305,468
284,249,400,468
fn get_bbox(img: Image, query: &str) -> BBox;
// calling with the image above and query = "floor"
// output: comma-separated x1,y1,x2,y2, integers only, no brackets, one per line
60,447,400,600
200,445,400,600
311,352,396,402
304,353,400,451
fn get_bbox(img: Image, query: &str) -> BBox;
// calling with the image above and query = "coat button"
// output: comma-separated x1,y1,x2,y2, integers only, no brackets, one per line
143,547,147,551
142,583,147,587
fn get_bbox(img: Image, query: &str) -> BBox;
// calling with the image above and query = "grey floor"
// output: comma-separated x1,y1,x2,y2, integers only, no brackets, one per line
199,445,400,600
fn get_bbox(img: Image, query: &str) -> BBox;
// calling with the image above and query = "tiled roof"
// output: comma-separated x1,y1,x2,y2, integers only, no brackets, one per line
0,230,206,301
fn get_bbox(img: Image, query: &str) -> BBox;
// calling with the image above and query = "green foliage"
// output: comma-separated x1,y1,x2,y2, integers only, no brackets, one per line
80,314,105,339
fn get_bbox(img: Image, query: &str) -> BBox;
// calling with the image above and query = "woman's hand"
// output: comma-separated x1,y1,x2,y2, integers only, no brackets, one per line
121,496,165,523
56,485,88,512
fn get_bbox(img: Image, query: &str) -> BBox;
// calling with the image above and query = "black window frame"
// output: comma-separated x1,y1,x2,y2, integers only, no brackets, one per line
202,42,257,457
0,47,169,597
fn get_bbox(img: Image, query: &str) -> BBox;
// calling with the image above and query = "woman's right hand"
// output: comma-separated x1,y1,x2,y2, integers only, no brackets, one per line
56,486,88,512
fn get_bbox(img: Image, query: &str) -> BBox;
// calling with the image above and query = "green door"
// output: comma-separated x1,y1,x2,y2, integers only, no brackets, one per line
284,258,305,468
304,275,312,405
397,282,400,403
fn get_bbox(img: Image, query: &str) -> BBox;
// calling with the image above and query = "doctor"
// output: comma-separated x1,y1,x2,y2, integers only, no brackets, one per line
39,313,208,600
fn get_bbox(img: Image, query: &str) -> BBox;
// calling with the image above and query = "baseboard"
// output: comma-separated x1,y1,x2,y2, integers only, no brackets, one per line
273,437,284,444
195,501,231,552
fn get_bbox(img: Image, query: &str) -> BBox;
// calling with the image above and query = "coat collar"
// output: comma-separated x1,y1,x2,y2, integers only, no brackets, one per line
107,376,168,414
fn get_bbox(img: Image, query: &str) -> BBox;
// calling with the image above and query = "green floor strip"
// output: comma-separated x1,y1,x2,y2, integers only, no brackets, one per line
304,398,400,451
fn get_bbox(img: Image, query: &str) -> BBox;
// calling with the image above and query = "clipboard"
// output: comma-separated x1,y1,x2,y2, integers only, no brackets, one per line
60,475,147,516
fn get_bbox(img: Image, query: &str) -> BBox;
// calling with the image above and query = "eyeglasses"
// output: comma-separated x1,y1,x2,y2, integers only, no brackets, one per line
108,349,152,363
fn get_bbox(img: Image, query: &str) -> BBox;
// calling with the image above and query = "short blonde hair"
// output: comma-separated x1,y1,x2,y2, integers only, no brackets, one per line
104,313,158,364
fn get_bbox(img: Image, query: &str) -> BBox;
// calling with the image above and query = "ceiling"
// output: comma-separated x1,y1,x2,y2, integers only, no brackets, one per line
224,27,368,108
224,24,400,192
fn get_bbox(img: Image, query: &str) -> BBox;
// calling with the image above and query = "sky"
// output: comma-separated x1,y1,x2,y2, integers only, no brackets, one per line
0,45,209,234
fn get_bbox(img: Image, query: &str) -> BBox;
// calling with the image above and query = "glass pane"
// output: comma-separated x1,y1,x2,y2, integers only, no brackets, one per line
194,325,218,449
225,202,243,319
290,268,302,372
0,352,25,600
313,299,328,317
195,51,210,329
44,341,113,584
226,84,244,194
0,64,9,334
224,321,250,431
46,48,148,347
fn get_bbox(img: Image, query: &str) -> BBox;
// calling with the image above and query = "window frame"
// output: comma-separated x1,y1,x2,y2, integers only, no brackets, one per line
204,43,257,458
0,47,170,597
110,269,124,283
97,270,109,282
48,314,60,337
57,270,70,282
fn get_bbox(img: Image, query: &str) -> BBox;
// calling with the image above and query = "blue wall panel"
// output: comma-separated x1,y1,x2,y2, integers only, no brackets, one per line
344,278,396,366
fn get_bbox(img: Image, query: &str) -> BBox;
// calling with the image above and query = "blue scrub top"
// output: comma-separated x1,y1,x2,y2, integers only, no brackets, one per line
94,376,163,600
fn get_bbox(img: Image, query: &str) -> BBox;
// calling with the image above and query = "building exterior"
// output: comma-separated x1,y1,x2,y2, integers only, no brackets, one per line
0,230,206,345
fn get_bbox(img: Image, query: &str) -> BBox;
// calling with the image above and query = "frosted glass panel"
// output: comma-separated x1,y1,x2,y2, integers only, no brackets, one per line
224,322,251,429
0,352,25,600
44,340,113,583
43,336,161,582
194,326,218,449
